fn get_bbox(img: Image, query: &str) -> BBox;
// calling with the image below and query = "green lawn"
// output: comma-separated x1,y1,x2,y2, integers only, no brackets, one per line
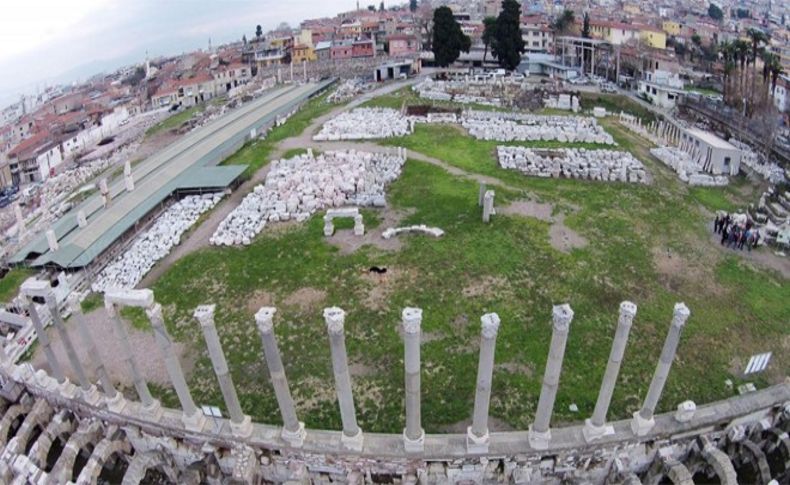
580,93,657,123
146,105,205,137
141,91,787,434
361,86,511,113
0,268,34,302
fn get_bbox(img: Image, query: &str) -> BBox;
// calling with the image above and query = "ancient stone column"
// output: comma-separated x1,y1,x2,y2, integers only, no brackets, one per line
584,301,637,442
104,298,161,420
631,302,690,436
26,299,66,385
147,303,205,431
255,307,305,447
482,190,495,223
529,304,574,450
466,312,500,453
44,292,99,404
402,307,424,452
46,229,59,251
478,182,487,207
323,307,363,451
76,210,87,228
66,294,123,410
194,304,252,437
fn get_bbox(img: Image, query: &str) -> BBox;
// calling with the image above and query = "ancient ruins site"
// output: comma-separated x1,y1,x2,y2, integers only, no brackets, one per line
0,78,788,483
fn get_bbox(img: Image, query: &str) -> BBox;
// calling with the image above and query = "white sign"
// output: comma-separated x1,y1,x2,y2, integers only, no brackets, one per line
744,352,772,374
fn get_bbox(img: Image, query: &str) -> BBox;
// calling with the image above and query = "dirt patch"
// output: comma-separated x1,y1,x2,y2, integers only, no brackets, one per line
283,287,326,312
349,362,378,377
462,275,508,299
32,307,189,387
651,246,728,296
495,362,535,377
325,207,416,255
360,266,417,311
246,290,275,312
549,214,588,253
500,200,554,222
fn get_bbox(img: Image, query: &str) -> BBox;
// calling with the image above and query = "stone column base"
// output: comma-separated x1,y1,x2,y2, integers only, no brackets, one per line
340,428,364,452
582,419,614,443
631,411,655,436
231,415,253,438
528,425,551,450
80,385,102,406
139,399,163,422
182,408,208,432
281,422,306,448
403,428,425,453
466,426,489,454
106,392,128,413
58,380,78,399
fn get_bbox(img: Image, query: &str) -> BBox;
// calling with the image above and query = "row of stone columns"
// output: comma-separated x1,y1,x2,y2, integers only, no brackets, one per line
19,278,691,455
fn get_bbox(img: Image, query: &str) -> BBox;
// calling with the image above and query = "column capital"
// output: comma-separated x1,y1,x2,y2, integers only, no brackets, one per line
480,312,500,339
193,304,217,327
671,303,690,328
619,301,638,321
402,307,422,334
552,304,574,331
255,307,277,334
323,307,346,335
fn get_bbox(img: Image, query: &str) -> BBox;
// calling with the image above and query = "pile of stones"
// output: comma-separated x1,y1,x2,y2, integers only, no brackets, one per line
729,138,787,184
497,146,647,183
327,79,371,104
412,78,511,106
92,194,222,292
543,94,580,112
382,225,445,239
313,108,412,140
210,149,406,246
463,111,615,145
650,147,729,186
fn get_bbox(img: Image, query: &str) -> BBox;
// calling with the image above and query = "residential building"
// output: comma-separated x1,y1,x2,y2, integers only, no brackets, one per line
255,48,287,68
331,40,354,60
7,132,64,184
521,15,554,54
352,39,376,58
293,44,317,63
772,74,789,113
315,41,332,61
662,20,682,36
386,34,418,57
638,70,685,109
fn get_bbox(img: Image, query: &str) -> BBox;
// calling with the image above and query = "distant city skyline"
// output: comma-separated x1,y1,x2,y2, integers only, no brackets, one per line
0,0,356,106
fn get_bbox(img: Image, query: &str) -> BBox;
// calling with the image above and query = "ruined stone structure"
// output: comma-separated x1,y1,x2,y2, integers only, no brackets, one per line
0,281,788,483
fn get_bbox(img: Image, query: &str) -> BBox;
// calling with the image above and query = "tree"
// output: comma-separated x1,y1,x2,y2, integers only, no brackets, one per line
691,34,701,47
379,1,385,11
492,0,526,71
368,4,375,11
708,3,723,21
674,41,687,59
747,28,769,114
482,16,497,64
432,6,471,68
552,9,575,35
255,25,263,39
409,0,417,12
581,12,591,38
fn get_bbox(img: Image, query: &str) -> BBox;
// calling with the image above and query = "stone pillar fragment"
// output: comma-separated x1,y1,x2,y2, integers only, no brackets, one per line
482,190,495,223
148,303,205,431
104,297,161,420
478,183,487,207
76,210,87,228
529,304,574,450
46,229,59,252
194,304,252,437
467,312,500,453
324,307,363,451
255,307,305,447
631,303,690,436
402,307,424,452
584,301,636,442
353,215,364,236
66,294,124,411
26,300,66,385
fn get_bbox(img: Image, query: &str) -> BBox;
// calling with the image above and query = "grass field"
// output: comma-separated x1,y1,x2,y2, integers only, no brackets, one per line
145,105,205,137
0,268,34,302
143,96,788,433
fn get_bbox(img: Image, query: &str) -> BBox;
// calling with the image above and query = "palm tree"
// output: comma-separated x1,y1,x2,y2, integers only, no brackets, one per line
747,28,769,114
719,41,736,104
733,39,750,110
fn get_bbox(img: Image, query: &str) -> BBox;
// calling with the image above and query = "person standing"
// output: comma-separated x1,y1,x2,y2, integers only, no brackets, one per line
720,225,729,245
714,214,721,233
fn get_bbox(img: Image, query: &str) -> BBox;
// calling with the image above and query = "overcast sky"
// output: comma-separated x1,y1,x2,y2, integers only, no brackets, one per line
0,0,355,106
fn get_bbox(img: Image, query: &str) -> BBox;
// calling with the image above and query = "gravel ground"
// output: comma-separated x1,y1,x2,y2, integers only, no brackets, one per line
31,306,190,387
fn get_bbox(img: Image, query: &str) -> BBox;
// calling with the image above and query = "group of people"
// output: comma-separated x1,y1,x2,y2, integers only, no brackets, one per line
714,213,761,251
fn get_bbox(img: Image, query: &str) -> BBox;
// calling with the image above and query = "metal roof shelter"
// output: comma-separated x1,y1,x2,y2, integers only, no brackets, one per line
13,79,334,269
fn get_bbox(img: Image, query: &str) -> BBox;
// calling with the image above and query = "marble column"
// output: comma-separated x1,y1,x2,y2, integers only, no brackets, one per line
632,303,690,436
26,299,67,386
482,190,495,223
44,292,99,404
402,307,424,452
45,229,59,251
105,300,161,420
466,312,500,453
583,301,637,442
66,295,123,410
148,303,205,431
323,307,363,451
194,304,252,437
255,307,305,447
529,304,574,450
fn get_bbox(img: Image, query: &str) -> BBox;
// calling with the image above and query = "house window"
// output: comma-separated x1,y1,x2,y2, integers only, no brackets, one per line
723,157,731,168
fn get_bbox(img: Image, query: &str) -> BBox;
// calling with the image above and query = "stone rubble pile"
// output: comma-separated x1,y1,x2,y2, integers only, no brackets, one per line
313,108,412,140
412,78,503,106
327,79,371,104
497,146,647,183
92,194,222,292
210,149,406,246
543,94,580,112
382,225,445,239
650,147,729,186
728,138,787,184
464,111,615,145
